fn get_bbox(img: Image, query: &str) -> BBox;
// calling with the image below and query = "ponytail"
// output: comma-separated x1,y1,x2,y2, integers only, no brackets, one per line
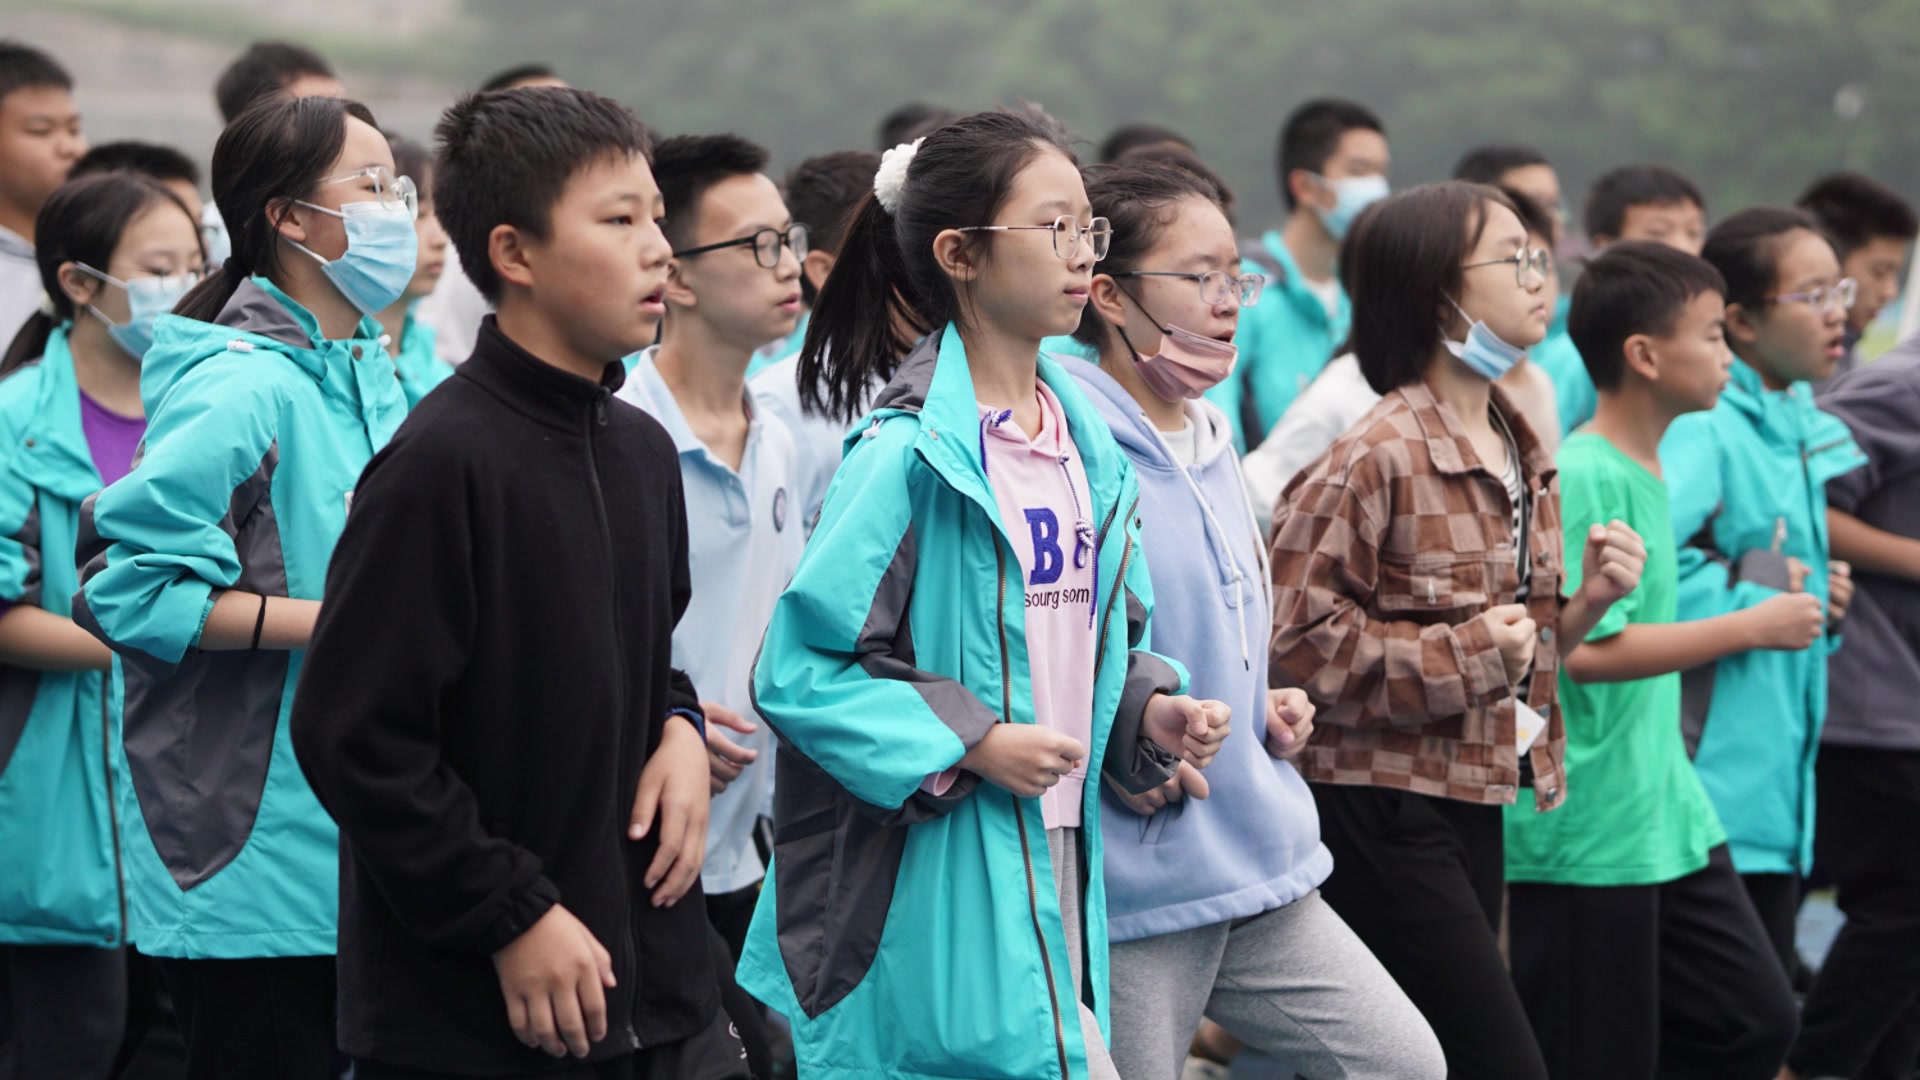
0,310,56,380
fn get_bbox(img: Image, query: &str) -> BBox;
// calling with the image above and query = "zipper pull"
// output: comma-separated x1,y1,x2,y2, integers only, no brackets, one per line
595,395,609,428
1771,516,1787,555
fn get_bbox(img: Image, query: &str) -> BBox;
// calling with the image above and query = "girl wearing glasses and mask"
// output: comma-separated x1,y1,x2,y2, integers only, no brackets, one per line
1269,182,1645,1079
737,110,1232,1080
72,95,412,1080
0,171,202,1080
1063,160,1444,1080
1660,208,1866,986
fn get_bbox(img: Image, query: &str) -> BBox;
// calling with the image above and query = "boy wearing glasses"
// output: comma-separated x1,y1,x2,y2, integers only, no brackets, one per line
612,131,807,1080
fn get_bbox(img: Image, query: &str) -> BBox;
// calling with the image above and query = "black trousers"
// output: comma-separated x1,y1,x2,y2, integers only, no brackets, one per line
354,997,750,1080
1739,870,1803,982
1508,844,1796,1079
0,943,126,1080
155,955,335,1080
706,884,771,1080
1791,746,1920,1080
1312,782,1548,1080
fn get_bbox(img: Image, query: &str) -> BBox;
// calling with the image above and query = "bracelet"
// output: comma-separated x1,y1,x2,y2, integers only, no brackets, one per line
250,594,269,651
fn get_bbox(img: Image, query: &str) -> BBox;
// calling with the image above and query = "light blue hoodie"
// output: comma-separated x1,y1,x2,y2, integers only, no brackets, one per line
1066,358,1332,942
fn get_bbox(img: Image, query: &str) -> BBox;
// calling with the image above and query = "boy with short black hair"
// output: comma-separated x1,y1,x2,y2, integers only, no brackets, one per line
70,139,204,221
1453,143,1563,242
1584,163,1708,254
1797,171,1918,379
1505,241,1803,1078
291,87,746,1080
1210,97,1388,451
213,41,342,123
0,40,83,342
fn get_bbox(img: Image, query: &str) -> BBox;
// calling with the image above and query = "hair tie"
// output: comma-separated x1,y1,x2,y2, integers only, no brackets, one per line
873,137,924,215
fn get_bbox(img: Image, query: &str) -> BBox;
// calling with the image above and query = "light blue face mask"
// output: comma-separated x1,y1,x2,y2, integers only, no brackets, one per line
1442,298,1529,380
201,208,232,267
1312,173,1390,240
77,265,200,360
287,200,419,316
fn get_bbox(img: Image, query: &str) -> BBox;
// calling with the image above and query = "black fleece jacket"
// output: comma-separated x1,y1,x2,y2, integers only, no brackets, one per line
292,317,718,1074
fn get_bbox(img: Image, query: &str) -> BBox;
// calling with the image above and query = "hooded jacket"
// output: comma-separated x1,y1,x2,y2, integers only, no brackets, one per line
1068,358,1331,942
1660,359,1865,874
73,277,405,957
737,327,1185,1080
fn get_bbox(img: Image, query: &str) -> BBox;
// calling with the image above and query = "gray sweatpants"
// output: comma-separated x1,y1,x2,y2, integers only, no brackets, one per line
1108,890,1447,1080
1051,827,1123,1080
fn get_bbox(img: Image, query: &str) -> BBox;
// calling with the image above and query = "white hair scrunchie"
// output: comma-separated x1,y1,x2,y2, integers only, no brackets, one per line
873,137,923,215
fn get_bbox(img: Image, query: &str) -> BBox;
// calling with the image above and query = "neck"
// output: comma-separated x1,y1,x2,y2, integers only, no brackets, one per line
1281,209,1339,284
959,321,1041,413
374,296,413,352
0,199,33,246
1747,355,1791,392
1587,386,1677,474
1097,335,1186,432
272,257,366,342
655,313,752,418
66,318,145,417
493,297,614,384
1423,349,1495,435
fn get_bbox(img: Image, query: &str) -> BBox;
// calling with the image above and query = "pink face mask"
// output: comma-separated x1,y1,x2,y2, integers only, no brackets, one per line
1127,322,1238,401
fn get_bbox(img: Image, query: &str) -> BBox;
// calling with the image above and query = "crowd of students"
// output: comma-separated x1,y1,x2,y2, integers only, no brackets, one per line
0,31,1917,1080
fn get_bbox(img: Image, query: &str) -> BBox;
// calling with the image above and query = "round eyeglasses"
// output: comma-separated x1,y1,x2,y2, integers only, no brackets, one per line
1462,248,1552,289
1111,270,1264,307
957,215,1111,261
1771,277,1858,316
676,224,810,269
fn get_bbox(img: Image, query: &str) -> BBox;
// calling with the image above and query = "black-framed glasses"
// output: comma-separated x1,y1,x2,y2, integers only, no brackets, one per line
676,224,810,269
1462,248,1552,289
1111,270,1264,307
956,214,1111,261
1771,277,1858,315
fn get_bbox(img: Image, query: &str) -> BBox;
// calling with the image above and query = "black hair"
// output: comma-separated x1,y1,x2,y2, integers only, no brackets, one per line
802,107,1074,423
652,133,771,253
1350,182,1519,394
214,41,336,124
384,132,430,198
1452,144,1550,186
0,40,72,103
1568,241,1727,391
1499,184,1556,250
70,141,201,189
1098,123,1193,165
1583,164,1706,242
1112,143,1236,224
1275,98,1384,210
434,87,651,304
2,172,197,376
1071,160,1226,349
784,150,882,304
1700,206,1827,315
480,63,559,93
877,102,956,151
174,95,377,323
1796,171,1919,260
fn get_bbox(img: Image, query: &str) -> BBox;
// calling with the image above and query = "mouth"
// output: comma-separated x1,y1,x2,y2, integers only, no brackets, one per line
1211,330,1235,343
422,262,445,278
1825,336,1847,359
778,293,803,313
1064,286,1090,303
639,287,666,315
1531,303,1550,319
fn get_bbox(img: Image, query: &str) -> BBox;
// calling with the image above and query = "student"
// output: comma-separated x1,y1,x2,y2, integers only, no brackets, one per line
70,140,205,223
738,109,1231,1080
72,94,412,1079
1113,142,1237,223
371,133,451,408
1097,122,1194,164
1268,182,1645,1079
743,150,825,374
1504,242,1804,1079
1790,333,1920,1080
204,41,344,267
613,131,807,1080
1208,98,1387,451
1066,159,1445,1080
1661,207,1865,982
290,86,744,1080
0,42,85,344
1797,171,1918,381
0,171,203,1080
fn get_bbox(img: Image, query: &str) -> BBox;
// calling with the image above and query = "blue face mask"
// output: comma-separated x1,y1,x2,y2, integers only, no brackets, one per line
78,265,200,360
1442,298,1528,380
288,200,419,315
1312,173,1390,240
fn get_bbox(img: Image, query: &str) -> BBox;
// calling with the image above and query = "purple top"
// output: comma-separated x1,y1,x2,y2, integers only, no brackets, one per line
79,389,145,487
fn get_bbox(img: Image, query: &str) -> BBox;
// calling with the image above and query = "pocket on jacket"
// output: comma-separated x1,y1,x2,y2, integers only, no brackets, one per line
1377,554,1490,621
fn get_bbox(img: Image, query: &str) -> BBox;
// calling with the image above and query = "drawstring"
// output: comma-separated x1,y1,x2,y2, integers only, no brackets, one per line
979,408,1012,477
1146,413,1256,671
1057,453,1099,629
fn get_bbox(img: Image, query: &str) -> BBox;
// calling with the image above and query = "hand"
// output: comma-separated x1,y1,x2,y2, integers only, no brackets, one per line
629,715,710,908
959,724,1086,798
1107,760,1211,815
1481,603,1537,687
1579,520,1646,607
702,703,759,796
492,904,615,1059
1143,694,1232,769
1744,591,1826,651
1828,560,1854,626
1264,688,1316,760
1786,557,1812,593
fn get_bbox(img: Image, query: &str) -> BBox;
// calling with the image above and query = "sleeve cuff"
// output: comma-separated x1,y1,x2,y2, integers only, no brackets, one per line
1453,616,1509,707
667,707,705,741
471,874,562,956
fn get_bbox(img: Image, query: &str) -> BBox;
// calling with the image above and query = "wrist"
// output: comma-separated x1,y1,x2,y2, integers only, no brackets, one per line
665,709,705,744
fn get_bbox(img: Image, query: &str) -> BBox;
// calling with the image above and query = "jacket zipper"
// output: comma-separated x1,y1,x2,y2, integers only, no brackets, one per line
997,539,1070,1080
585,394,641,1049
101,680,126,945
1091,497,1142,680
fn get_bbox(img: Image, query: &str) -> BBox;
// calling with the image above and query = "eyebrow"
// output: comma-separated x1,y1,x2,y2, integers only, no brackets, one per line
1034,198,1077,215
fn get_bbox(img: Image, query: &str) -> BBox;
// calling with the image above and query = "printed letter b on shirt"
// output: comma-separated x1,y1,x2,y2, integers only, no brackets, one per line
1024,508,1063,585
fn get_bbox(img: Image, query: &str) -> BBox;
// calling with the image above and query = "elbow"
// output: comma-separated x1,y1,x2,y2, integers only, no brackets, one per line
1562,644,1611,685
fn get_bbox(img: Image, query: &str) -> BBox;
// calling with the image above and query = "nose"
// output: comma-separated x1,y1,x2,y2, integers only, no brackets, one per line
777,240,802,280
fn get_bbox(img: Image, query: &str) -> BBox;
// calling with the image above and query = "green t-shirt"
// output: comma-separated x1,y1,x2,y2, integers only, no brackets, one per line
1504,432,1727,886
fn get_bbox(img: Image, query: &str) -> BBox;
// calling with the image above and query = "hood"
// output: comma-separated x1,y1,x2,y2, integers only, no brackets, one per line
140,276,376,414
1063,357,1236,473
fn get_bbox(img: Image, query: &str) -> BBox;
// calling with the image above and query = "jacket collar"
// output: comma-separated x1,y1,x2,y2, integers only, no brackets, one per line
9,325,106,502
458,316,625,434
1260,229,1348,330
1395,377,1558,486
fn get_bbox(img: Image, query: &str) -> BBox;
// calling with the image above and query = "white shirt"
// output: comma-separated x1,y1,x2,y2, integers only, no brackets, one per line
616,347,806,893
751,350,885,534
1241,353,1381,531
415,245,493,367
0,225,41,350
1159,418,1200,468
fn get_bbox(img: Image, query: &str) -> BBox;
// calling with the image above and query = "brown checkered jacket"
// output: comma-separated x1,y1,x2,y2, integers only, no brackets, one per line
1268,380,1567,811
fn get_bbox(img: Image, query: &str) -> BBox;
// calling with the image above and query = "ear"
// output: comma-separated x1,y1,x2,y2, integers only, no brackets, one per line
1287,169,1323,211
663,258,698,309
1590,232,1616,250
1723,301,1761,351
802,249,836,297
932,228,979,284
55,262,102,309
489,222,537,292
1089,273,1129,332
266,197,310,246
1621,333,1661,383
